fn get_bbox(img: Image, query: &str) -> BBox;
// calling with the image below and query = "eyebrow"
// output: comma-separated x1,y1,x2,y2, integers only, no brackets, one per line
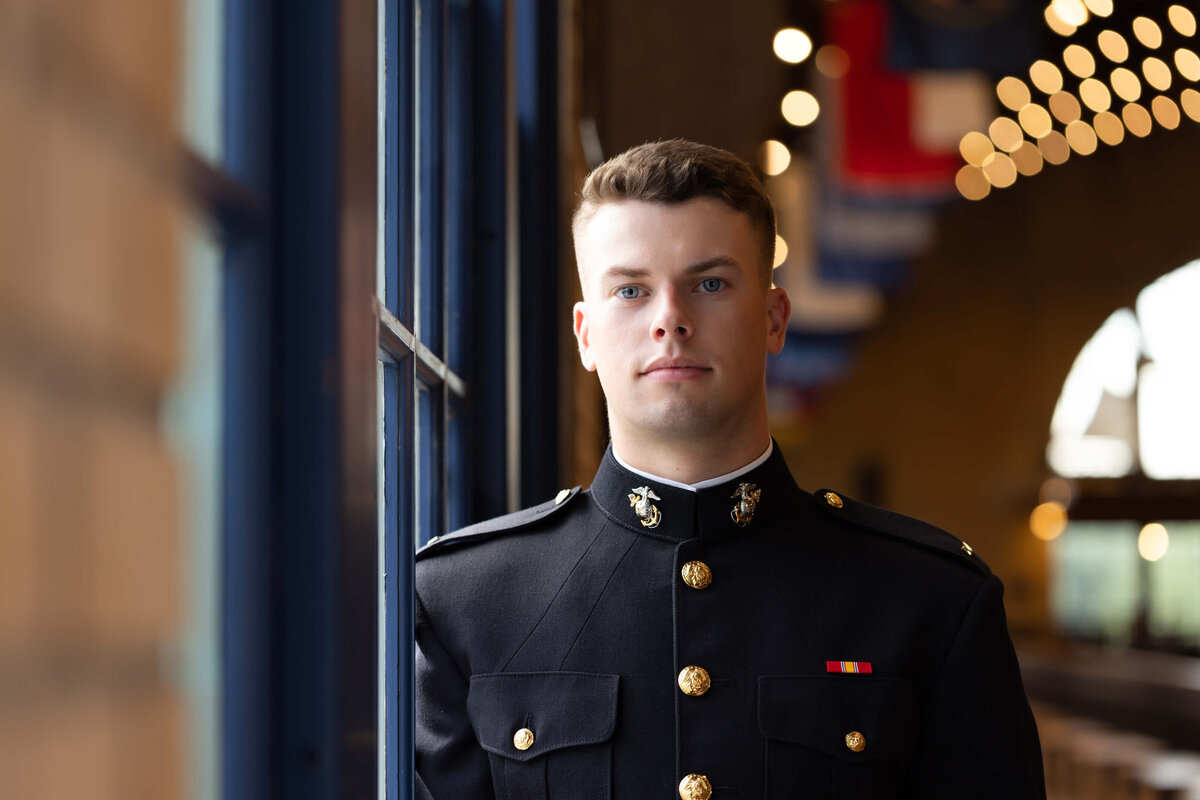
598,255,744,283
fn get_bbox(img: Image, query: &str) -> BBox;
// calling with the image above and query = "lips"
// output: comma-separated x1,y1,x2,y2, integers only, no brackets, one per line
640,357,711,381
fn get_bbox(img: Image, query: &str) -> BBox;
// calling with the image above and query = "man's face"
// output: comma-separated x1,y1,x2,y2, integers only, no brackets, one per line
573,197,790,443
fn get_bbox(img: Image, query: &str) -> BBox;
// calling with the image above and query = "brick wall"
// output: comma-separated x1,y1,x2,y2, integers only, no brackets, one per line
0,2,185,797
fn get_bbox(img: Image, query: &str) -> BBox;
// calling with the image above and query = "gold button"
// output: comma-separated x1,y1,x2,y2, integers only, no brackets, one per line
845,730,866,752
677,666,711,697
824,491,844,508
680,561,713,590
678,773,713,800
513,728,534,751
554,488,570,505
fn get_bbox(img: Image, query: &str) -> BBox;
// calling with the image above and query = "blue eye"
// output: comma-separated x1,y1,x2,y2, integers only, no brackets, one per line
617,286,642,299
700,278,723,293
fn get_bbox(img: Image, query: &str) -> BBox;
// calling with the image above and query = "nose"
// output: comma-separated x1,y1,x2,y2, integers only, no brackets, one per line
650,286,693,342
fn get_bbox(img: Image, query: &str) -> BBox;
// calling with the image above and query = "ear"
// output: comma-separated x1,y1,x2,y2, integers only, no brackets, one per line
765,287,790,355
573,301,597,371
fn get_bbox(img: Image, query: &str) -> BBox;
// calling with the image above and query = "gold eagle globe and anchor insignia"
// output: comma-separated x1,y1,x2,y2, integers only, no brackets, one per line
730,482,761,527
628,486,662,528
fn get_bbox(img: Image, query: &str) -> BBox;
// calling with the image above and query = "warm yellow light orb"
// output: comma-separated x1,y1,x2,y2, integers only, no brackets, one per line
1039,130,1072,165
1052,0,1088,27
758,139,792,176
1133,17,1163,49
1064,44,1097,78
1031,502,1068,541
1110,68,1142,102
997,76,1032,110
1083,0,1112,17
1175,49,1200,82
959,131,995,167
773,235,789,268
1152,95,1181,129
1045,4,1078,37
1030,60,1065,93
774,28,814,64
1168,5,1197,37
1093,111,1125,145
955,165,991,200
1097,30,1129,63
1122,102,1153,137
781,91,820,127
1138,523,1170,562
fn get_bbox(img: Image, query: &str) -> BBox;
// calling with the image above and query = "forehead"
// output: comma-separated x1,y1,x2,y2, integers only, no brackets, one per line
575,197,760,278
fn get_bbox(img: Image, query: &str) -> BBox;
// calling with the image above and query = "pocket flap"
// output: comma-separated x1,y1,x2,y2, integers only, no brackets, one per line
467,671,619,762
757,675,917,763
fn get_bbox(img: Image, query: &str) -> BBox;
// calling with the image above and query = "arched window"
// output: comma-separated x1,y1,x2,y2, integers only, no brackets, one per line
1045,260,1200,655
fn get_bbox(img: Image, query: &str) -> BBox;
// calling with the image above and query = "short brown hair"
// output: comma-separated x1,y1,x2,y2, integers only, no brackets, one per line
573,139,777,283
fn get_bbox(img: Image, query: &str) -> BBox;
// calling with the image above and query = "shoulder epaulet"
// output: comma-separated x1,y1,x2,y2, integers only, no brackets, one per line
813,488,989,576
416,487,582,561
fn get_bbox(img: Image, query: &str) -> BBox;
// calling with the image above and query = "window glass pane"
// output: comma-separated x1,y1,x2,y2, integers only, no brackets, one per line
162,220,223,800
1148,521,1200,649
1051,521,1140,645
447,392,468,531
416,0,445,354
416,378,444,546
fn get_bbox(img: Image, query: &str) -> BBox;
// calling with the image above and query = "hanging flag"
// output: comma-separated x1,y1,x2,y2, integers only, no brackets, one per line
888,0,1042,74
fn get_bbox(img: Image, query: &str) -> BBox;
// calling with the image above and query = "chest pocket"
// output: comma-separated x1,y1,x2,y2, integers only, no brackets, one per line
758,675,918,800
467,671,619,800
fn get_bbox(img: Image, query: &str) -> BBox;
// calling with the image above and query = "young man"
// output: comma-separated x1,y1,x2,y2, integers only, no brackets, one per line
416,140,1045,799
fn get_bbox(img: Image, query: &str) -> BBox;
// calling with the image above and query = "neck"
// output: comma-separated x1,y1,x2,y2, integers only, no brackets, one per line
609,415,772,485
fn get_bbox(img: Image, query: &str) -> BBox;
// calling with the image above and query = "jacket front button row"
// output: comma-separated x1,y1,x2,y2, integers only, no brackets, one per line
677,666,711,697
845,730,866,752
513,728,534,751
680,560,712,590
679,773,713,800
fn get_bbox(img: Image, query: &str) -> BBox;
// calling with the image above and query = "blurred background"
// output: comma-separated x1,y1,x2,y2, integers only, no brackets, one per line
2,0,1198,797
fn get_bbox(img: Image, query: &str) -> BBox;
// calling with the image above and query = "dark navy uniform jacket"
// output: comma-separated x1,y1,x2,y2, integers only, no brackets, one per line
415,445,1045,799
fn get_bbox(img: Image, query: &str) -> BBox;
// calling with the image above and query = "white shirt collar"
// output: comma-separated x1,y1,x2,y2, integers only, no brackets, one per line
612,441,774,493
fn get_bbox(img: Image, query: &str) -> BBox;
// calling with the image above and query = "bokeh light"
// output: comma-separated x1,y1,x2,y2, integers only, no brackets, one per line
1065,44,1097,77
982,151,1017,188
1175,49,1200,82
1133,17,1163,49
1019,103,1054,138
1182,88,1200,122
1083,0,1112,16
1031,501,1069,541
956,165,991,200
1065,119,1098,154
1111,68,1142,102
1050,90,1084,123
773,235,789,268
1012,141,1045,176
1093,110,1125,145
1052,0,1089,27
1152,95,1181,129
1138,523,1170,561
1045,5,1078,37
781,90,820,126
959,131,995,166
815,45,850,78
1168,5,1197,37
1080,77,1112,111
1039,476,1074,507
1030,60,1065,93
1039,130,1072,164
774,28,813,64
1097,30,1129,63
998,76,1032,110
1143,57,1172,91
988,117,1025,152
1123,102,1153,136
758,139,792,176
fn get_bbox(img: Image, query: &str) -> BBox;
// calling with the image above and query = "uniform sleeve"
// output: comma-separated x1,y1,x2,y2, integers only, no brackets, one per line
415,588,494,800
909,574,1046,799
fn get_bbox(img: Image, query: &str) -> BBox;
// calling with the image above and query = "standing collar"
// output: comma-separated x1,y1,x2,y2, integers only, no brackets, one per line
589,439,801,542
611,442,774,492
